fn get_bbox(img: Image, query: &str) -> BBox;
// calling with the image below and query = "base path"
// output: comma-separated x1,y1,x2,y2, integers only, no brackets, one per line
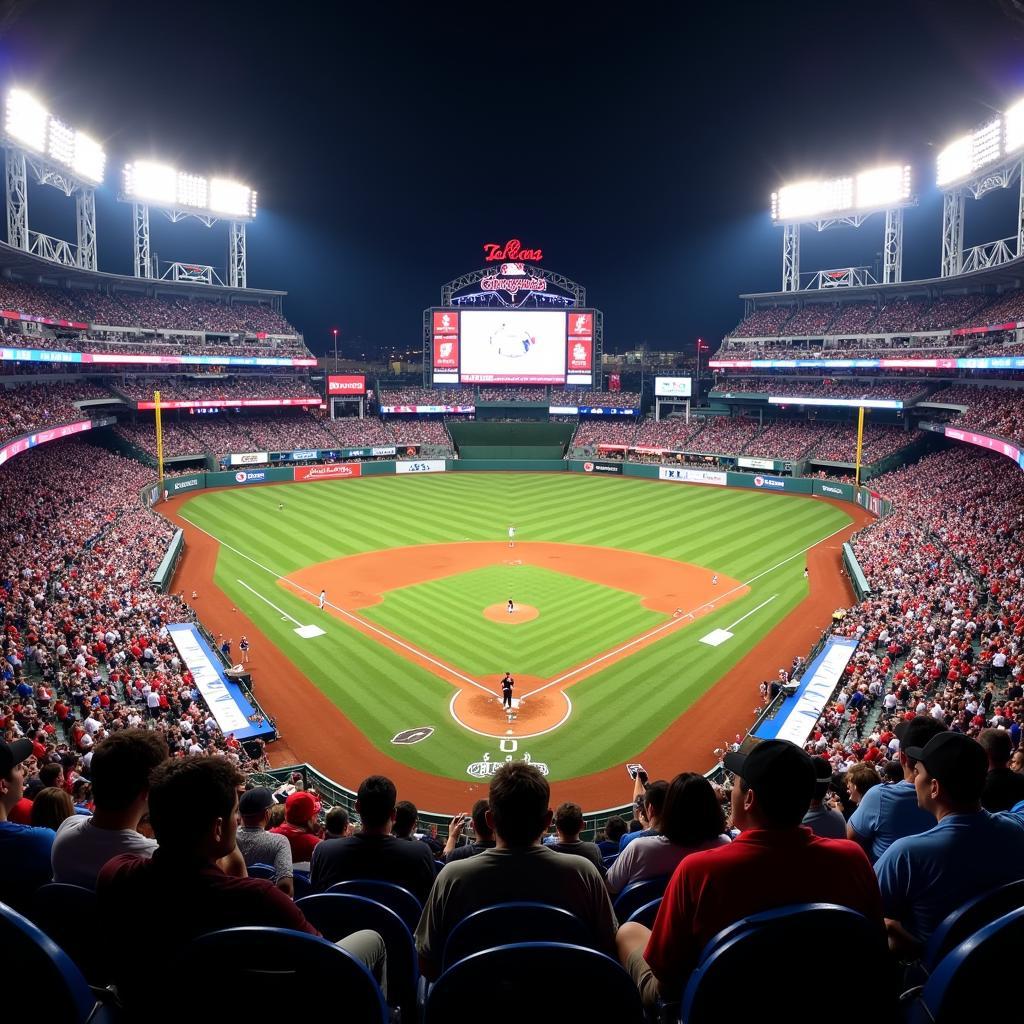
163,490,870,811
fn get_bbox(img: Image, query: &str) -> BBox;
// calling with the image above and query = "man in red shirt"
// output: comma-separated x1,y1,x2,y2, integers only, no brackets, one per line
271,790,322,863
616,740,885,1007
97,757,385,1017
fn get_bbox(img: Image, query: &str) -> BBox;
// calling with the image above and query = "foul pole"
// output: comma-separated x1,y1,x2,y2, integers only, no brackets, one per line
854,405,865,488
154,390,165,489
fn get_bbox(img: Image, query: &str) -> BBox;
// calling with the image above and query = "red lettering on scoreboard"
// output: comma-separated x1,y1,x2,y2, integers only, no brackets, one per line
483,239,543,262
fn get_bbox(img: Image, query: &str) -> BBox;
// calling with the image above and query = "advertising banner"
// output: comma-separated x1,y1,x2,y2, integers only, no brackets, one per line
944,426,1024,469
395,460,446,474
566,311,593,385
813,480,855,501
327,374,367,395
230,452,269,466
0,418,92,468
655,377,693,398
582,460,623,475
432,310,460,373
768,396,903,410
380,404,474,414
658,466,727,486
233,470,267,484
751,474,787,490
710,356,1024,371
737,457,776,470
293,463,363,482
168,474,204,493
577,406,638,416
0,346,315,367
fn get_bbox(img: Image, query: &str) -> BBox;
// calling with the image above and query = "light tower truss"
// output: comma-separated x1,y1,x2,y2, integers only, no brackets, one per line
4,146,99,270
441,265,586,306
939,158,1024,277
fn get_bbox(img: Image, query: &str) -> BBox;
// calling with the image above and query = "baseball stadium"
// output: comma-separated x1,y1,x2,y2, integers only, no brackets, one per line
3,7,1024,1019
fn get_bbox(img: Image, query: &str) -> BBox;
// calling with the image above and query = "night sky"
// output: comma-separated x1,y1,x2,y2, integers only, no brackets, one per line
3,0,1024,357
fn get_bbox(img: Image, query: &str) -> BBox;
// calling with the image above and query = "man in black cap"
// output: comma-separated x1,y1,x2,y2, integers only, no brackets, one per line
236,786,294,897
0,737,55,912
874,732,1024,956
847,715,946,862
616,740,883,1008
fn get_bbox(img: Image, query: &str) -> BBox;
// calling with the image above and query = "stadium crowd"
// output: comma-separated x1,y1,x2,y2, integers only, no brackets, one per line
0,381,113,442
711,377,927,401
116,376,318,404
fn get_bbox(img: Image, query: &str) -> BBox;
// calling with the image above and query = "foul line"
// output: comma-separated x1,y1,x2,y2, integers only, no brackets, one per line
236,579,304,626
179,515,494,696
725,594,778,632
518,523,849,699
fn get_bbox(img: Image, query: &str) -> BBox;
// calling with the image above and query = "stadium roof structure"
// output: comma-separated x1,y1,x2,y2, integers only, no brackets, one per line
0,239,285,303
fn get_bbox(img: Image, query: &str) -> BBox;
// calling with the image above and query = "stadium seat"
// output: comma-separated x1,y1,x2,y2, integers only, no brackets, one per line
0,900,116,1023
441,901,598,971
603,853,619,869
292,873,313,900
908,907,1024,1023
424,942,644,1023
246,862,277,880
190,925,388,1021
680,904,895,1022
327,879,422,932
434,859,446,873
921,879,1024,975
28,883,108,985
613,875,671,922
625,897,662,929
297,892,417,1018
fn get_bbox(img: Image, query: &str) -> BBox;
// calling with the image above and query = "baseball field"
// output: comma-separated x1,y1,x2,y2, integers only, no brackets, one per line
169,472,862,808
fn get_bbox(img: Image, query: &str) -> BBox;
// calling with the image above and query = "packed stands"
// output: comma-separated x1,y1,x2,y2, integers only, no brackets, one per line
550,389,642,407
378,387,473,407
475,386,548,401
686,416,761,453
389,419,452,446
712,378,927,401
741,419,822,459
0,381,113,442
631,417,704,451
116,377,318,404
573,419,640,449
942,387,1024,446
811,423,923,463
729,306,795,337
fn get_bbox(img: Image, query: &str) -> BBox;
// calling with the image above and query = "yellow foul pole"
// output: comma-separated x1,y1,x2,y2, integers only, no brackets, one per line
155,390,165,490
854,404,865,488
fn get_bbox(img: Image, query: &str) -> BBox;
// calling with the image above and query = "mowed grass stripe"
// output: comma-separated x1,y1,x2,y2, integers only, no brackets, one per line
184,473,852,783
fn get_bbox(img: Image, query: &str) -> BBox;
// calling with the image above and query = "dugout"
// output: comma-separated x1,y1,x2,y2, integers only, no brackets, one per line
446,421,576,460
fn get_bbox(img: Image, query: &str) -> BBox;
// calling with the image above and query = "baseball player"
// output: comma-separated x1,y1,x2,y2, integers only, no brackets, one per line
507,598,515,615
712,575,719,586
508,525,516,548
318,589,326,610
501,672,514,709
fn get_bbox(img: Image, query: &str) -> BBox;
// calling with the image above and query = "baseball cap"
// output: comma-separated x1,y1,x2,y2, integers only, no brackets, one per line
285,790,318,824
895,715,947,752
904,732,988,802
724,739,816,824
0,738,33,776
238,787,275,817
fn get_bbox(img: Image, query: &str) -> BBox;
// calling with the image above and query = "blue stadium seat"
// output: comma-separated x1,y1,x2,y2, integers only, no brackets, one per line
191,925,388,1021
327,879,422,932
921,879,1024,975
442,901,597,971
603,853,619,869
909,907,1024,1023
434,859,446,873
0,900,115,1023
297,892,417,1019
291,872,313,900
28,882,108,985
625,896,662,929
424,942,644,1023
246,862,277,880
612,875,671,922
681,904,894,1022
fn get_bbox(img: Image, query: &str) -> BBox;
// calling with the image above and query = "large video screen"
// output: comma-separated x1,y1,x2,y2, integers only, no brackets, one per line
431,308,594,385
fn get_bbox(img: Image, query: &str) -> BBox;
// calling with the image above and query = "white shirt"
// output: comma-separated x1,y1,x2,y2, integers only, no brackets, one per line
84,716,103,736
51,816,158,888
605,833,731,895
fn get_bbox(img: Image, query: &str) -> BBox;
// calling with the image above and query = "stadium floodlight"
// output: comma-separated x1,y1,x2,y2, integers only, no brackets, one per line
209,178,257,218
47,117,75,167
772,165,911,222
855,164,912,210
124,160,178,205
936,133,973,187
937,118,1006,187
5,88,48,152
1005,96,1024,155
72,131,105,183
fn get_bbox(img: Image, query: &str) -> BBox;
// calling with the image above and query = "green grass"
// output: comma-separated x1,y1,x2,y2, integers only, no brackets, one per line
179,474,851,784
361,564,666,677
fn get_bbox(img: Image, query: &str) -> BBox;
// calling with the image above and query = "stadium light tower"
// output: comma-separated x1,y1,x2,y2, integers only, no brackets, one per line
770,164,915,291
118,159,257,287
3,88,106,270
936,96,1024,276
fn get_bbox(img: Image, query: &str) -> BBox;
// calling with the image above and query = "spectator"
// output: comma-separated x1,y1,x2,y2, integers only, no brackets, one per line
547,802,605,872
875,733,1024,956
271,791,322,865
978,728,1024,812
802,758,848,839
0,738,55,912
845,762,882,809
442,799,496,862
235,786,294,898
620,779,669,850
606,773,730,896
597,815,628,857
393,799,420,840
309,775,435,903
51,729,169,889
324,806,351,840
615,741,884,1008
30,787,75,832
415,762,618,981
847,717,947,862
97,757,385,1014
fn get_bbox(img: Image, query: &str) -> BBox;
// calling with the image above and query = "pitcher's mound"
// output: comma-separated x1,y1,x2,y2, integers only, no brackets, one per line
484,603,539,624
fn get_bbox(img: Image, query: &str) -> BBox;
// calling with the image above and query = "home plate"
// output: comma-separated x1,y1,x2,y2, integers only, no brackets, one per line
700,629,734,647
294,624,326,639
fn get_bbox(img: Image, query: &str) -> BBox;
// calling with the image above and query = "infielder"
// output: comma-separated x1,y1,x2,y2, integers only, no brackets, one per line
318,589,326,610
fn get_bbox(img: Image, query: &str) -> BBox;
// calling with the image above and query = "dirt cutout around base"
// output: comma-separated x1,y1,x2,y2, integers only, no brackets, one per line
483,603,539,623
164,486,870,811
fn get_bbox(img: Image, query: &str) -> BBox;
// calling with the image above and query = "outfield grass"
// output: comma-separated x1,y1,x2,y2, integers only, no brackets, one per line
361,564,666,677
180,474,851,782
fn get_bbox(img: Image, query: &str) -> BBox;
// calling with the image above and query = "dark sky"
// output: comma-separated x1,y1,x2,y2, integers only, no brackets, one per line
3,0,1024,356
